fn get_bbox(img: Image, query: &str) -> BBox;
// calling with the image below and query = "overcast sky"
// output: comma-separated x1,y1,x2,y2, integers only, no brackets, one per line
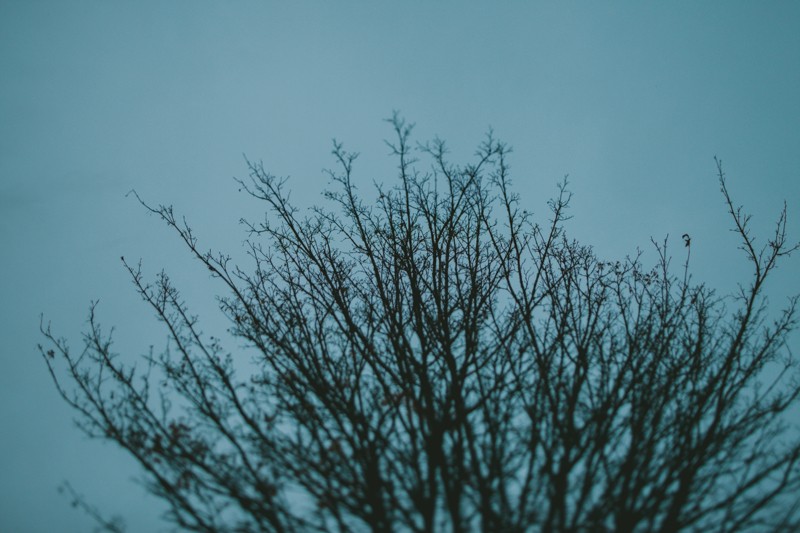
2,2,799,531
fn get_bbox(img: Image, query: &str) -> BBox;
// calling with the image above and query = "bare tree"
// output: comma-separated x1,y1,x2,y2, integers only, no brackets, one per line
41,116,800,532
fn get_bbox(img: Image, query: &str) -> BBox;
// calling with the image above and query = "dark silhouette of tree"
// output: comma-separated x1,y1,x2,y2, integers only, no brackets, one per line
41,116,800,532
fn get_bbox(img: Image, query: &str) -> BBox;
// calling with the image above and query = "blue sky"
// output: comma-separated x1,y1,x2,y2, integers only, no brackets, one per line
1,2,799,531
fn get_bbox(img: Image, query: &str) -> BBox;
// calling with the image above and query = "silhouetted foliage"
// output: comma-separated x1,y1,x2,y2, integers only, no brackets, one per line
42,116,800,532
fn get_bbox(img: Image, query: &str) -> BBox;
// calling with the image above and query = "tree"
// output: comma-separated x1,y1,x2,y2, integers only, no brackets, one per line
41,116,800,532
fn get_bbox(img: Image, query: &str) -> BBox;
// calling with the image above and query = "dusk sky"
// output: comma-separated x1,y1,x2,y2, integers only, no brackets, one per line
2,2,799,531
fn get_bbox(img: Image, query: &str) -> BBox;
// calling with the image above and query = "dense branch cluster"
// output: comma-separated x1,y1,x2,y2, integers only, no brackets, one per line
42,117,800,532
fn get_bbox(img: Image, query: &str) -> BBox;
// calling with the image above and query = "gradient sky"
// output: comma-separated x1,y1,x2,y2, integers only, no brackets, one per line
2,2,799,531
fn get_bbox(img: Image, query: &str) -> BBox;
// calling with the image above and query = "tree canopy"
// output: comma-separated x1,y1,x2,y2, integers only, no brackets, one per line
42,116,800,532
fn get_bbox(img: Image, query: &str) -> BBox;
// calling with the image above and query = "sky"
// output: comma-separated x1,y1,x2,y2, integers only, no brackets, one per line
1,1,799,531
